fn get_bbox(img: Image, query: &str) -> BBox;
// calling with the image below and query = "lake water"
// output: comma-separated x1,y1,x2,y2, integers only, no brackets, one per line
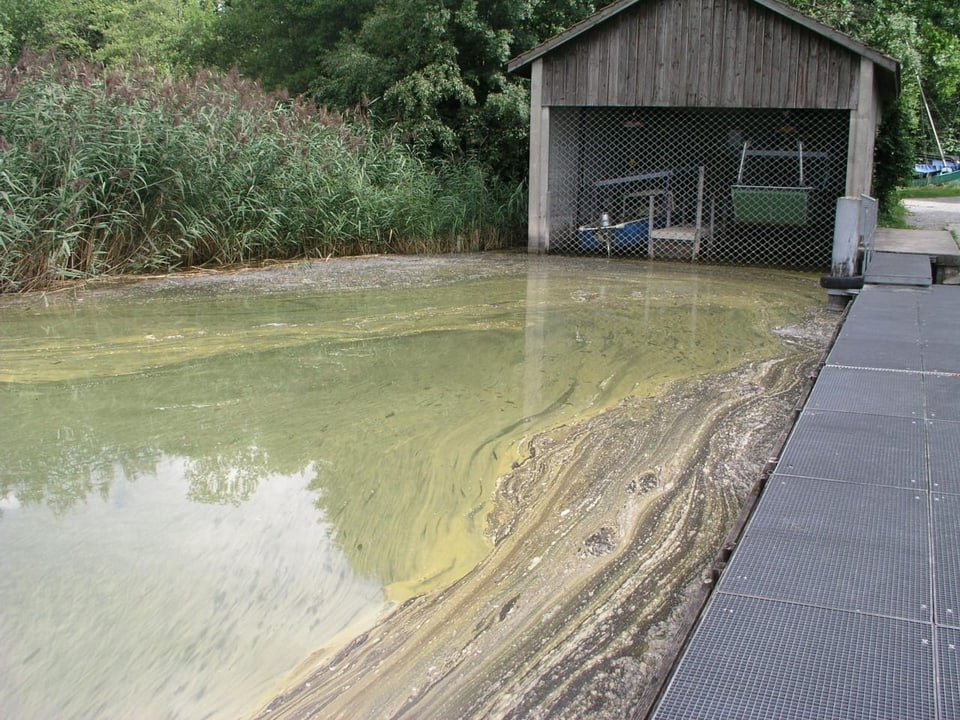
0,257,824,719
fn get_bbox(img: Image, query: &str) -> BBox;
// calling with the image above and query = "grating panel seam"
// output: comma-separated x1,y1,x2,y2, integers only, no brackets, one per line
825,365,960,381
825,364,945,376
714,589,934,626
789,407,960,424
928,489,943,720
768,471,926,488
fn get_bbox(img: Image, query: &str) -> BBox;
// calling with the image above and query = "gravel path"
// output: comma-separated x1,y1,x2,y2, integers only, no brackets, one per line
903,196,960,232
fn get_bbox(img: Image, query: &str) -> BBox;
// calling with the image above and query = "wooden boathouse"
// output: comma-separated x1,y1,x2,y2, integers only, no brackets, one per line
508,0,900,267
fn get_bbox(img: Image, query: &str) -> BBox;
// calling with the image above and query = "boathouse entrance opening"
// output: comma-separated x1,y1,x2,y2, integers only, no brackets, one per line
546,106,849,268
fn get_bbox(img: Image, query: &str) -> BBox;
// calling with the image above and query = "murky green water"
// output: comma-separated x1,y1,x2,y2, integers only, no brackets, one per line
0,257,823,719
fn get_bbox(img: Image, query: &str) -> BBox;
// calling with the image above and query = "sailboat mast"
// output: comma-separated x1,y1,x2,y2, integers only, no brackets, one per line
918,72,947,165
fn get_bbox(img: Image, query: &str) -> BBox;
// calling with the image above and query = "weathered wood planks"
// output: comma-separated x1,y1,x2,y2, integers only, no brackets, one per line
540,0,860,109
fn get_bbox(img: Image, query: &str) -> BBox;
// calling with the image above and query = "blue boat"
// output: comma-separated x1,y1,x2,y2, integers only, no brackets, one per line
577,219,651,254
912,157,960,186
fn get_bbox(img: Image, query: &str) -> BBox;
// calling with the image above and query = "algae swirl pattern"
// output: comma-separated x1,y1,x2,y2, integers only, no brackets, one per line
253,314,833,720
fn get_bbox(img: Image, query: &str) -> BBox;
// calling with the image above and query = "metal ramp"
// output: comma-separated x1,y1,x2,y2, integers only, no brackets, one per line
650,284,960,720
864,250,932,286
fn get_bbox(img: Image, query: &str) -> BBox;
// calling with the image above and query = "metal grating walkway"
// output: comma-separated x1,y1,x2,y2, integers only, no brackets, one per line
863,251,933,286
651,284,960,720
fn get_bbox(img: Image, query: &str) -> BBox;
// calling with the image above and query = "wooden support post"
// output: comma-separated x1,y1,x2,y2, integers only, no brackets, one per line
527,60,550,254
846,59,880,197
648,194,656,258
692,166,705,260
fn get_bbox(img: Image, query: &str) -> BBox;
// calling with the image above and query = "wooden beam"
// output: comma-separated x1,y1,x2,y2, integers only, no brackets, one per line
846,57,879,197
527,60,550,253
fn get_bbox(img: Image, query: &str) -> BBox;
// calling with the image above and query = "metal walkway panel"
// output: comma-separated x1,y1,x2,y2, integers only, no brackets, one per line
834,314,920,344
826,334,923,371
927,421,960,494
933,493,960,627
651,594,937,720
917,285,960,320
925,376,960,422
864,251,933,286
776,410,926,488
873,227,960,267
922,340,960,374
844,301,920,336
856,284,926,306
652,284,960,720
939,626,960,718
719,475,930,621
920,307,960,335
806,366,923,418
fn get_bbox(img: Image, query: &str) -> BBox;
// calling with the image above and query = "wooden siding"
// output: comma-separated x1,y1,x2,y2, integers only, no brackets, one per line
541,0,860,109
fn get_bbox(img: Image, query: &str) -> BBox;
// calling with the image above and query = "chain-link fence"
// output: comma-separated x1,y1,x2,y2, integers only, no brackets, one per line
547,107,849,269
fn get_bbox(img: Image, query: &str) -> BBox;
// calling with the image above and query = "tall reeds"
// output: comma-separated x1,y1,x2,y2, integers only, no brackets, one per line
0,54,524,292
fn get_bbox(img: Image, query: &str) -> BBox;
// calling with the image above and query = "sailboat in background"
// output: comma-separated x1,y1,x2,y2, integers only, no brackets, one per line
912,73,960,185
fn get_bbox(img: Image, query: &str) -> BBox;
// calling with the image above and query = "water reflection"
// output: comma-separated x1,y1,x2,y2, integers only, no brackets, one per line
0,457,383,720
0,257,823,719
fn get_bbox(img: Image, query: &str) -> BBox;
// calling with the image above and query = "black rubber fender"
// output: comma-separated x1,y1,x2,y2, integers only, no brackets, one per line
820,275,864,290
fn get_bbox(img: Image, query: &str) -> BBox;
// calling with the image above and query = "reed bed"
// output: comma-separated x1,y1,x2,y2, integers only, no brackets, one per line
0,54,524,292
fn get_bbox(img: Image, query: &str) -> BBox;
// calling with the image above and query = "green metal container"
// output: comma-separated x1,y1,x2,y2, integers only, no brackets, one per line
731,186,812,225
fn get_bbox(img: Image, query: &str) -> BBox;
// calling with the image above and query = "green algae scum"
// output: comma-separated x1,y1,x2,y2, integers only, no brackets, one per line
0,256,835,719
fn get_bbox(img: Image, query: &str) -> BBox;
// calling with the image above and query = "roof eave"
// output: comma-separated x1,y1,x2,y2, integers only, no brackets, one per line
507,0,640,76
751,0,899,79
508,0,900,100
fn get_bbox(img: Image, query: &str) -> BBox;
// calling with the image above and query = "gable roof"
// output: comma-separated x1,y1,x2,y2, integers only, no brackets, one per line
508,0,899,93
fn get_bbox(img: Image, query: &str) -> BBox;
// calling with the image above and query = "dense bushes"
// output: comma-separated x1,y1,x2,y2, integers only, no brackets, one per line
0,54,524,292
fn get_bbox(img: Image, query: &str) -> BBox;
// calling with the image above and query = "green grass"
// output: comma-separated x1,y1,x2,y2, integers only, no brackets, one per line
0,54,525,292
879,197,911,228
880,183,960,228
897,183,960,199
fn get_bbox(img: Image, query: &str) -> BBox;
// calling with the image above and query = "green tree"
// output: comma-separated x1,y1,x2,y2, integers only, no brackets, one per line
0,13,13,60
96,0,189,70
0,0,211,71
0,0,109,61
194,0,595,180
785,0,959,205
205,0,375,93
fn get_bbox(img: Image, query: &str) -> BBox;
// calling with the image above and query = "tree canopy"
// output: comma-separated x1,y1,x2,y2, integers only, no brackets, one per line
1,0,957,188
